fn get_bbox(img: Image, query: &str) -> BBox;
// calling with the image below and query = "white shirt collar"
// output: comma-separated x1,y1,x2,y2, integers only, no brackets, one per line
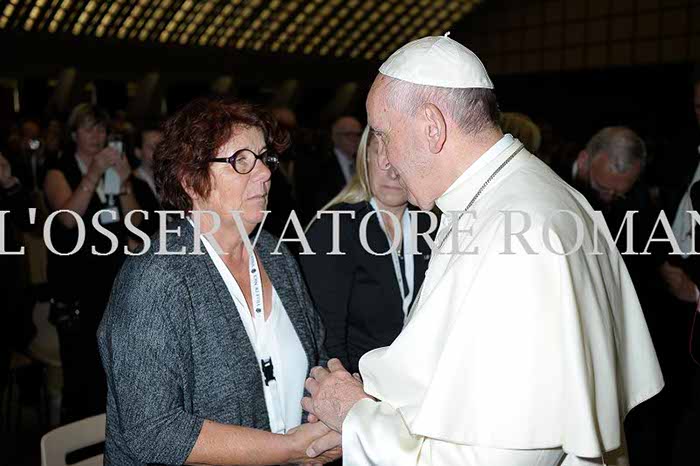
436,134,518,213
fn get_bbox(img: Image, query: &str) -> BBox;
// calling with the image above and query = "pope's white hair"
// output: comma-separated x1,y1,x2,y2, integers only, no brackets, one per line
381,76,500,135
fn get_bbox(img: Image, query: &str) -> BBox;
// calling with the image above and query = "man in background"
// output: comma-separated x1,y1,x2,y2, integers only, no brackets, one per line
295,115,362,224
657,75,700,465
568,127,655,270
569,127,666,466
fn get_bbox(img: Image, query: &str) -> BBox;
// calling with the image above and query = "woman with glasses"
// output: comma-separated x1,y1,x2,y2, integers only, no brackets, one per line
300,127,432,374
98,98,340,465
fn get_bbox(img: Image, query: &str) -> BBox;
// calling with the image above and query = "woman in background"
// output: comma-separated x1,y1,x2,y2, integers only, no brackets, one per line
301,127,432,374
43,103,139,422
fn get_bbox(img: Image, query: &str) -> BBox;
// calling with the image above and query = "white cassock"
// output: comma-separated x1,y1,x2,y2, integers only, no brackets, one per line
342,134,664,466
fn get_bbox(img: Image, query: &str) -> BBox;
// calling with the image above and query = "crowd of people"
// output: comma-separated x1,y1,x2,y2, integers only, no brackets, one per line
1,65,700,465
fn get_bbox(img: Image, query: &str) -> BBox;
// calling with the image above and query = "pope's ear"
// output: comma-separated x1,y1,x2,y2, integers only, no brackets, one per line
134,147,143,160
422,103,447,154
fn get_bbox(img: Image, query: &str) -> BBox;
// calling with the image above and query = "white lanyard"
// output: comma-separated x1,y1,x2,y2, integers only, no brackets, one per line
370,199,415,316
75,155,107,204
247,251,287,434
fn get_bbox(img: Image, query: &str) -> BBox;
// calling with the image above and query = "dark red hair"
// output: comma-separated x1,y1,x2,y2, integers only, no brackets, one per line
153,97,290,211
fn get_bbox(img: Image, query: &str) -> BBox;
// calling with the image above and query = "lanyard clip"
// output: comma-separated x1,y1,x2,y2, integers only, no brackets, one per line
261,358,275,386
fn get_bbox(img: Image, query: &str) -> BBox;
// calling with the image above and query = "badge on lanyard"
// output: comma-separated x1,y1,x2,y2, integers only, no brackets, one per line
248,251,287,433
370,199,415,316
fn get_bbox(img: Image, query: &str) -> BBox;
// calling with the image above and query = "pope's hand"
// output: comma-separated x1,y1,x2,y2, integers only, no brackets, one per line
301,358,374,433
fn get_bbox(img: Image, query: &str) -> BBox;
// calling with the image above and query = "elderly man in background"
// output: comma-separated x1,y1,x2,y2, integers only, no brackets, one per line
658,75,700,466
295,115,363,224
568,128,658,291
570,127,645,205
570,127,668,466
302,35,664,466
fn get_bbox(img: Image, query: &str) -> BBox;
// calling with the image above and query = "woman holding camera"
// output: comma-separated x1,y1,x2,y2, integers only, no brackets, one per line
43,103,141,422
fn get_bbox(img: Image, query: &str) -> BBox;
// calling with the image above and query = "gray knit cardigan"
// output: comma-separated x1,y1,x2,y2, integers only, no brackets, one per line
98,219,326,465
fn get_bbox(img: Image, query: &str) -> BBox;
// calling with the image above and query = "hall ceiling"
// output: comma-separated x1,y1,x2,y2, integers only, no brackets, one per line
1,0,482,61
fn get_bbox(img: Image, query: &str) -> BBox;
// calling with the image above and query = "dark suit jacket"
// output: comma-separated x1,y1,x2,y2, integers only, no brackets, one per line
680,182,700,287
294,148,346,225
300,201,432,373
652,129,700,218
98,219,326,466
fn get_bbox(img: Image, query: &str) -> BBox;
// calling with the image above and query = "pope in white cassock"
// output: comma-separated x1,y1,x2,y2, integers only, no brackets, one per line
301,34,664,466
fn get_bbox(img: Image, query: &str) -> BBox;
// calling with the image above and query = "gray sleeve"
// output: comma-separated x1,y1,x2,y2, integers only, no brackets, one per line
99,261,204,465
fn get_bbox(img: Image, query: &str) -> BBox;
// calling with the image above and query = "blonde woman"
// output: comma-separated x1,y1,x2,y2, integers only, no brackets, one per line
300,126,432,373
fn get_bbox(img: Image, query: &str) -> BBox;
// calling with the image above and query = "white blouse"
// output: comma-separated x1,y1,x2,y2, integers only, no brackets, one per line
199,232,308,434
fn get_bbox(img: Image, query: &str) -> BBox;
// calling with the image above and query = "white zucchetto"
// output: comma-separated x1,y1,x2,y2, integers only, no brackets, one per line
379,33,494,89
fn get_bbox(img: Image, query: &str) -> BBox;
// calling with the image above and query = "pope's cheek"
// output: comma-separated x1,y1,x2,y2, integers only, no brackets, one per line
407,191,418,206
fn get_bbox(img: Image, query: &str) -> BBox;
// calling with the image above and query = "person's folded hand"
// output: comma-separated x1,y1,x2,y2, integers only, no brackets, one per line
286,421,342,465
301,358,374,433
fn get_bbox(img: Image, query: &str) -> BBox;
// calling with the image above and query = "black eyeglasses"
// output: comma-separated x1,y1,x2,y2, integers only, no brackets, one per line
210,148,279,175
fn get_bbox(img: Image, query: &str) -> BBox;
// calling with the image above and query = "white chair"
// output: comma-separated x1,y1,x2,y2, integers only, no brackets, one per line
41,413,106,466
